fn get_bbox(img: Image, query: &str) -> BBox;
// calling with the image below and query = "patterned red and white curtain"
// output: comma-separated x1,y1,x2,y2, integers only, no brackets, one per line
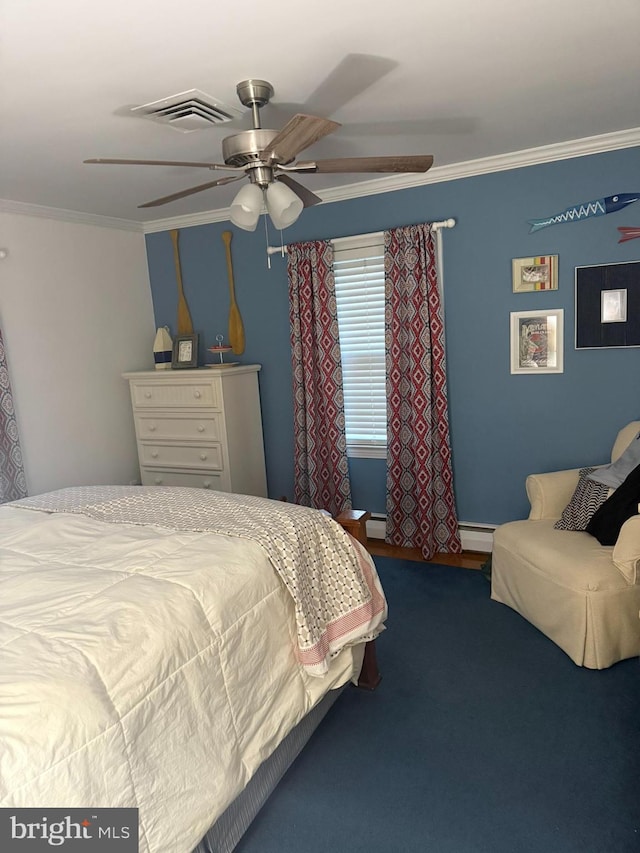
384,224,461,559
0,328,27,503
287,240,352,516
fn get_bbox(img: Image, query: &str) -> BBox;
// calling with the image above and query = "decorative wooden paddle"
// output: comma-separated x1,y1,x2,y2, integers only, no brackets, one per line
222,230,245,355
170,229,194,335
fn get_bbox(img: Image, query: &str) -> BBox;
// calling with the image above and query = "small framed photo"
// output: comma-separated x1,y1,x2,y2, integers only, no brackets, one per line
510,309,564,374
172,333,199,369
601,289,627,323
512,255,558,293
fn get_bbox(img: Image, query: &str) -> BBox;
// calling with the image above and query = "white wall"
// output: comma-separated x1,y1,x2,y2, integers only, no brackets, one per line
0,211,155,495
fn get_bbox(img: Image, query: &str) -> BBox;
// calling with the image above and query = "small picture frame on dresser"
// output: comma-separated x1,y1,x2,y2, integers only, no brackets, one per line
172,333,199,369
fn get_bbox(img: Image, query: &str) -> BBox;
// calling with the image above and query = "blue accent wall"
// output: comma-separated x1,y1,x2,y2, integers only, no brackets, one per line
145,145,640,524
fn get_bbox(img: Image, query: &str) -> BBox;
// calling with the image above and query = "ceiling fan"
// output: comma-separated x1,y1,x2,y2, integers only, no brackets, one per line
85,79,434,231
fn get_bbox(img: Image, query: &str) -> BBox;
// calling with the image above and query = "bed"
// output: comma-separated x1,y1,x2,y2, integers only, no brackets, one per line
0,486,387,852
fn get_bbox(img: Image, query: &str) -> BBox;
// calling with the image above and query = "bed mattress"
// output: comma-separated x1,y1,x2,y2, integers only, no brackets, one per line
0,488,386,853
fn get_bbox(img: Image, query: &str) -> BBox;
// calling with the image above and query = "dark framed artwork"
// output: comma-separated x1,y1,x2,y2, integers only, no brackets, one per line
172,333,199,368
575,261,640,349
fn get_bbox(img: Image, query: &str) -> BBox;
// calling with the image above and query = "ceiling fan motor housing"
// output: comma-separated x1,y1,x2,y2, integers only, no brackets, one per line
222,129,281,167
222,128,294,188
222,81,294,186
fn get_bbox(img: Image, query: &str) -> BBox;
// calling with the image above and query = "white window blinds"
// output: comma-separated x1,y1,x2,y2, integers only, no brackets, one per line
333,234,387,459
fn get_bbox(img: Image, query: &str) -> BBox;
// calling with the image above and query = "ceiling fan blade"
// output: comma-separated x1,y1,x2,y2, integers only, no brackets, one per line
339,117,476,137
303,54,399,117
261,114,341,165
262,55,399,128
291,155,434,174
276,174,322,208
84,157,237,170
138,175,244,208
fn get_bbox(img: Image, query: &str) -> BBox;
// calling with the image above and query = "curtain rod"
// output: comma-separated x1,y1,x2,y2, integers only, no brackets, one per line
266,218,456,256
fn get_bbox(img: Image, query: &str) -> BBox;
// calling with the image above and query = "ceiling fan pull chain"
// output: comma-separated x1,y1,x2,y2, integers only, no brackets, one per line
263,213,272,270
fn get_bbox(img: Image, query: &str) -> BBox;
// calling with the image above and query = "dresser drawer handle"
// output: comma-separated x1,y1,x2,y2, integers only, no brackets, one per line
151,451,159,459
197,425,205,432
193,390,201,399
148,424,157,432
144,391,152,399
199,453,207,461
203,480,211,489
154,477,163,485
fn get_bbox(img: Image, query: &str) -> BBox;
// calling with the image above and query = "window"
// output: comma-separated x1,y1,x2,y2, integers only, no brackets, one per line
333,233,386,459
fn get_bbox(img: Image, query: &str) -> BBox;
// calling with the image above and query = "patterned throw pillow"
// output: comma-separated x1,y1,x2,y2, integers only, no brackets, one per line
554,467,612,531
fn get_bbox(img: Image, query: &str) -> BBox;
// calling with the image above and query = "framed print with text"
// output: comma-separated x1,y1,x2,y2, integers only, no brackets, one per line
510,309,564,374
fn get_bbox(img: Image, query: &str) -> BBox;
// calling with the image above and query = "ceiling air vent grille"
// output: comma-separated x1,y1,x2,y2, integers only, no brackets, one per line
131,89,243,132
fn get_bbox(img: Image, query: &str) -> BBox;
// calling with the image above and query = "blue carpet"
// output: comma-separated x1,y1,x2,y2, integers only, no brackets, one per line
235,557,640,853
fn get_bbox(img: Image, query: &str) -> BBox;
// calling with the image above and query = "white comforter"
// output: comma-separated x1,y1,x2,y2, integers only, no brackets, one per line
0,491,386,853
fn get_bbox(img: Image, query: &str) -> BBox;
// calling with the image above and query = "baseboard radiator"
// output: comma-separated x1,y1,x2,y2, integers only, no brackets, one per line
366,514,495,553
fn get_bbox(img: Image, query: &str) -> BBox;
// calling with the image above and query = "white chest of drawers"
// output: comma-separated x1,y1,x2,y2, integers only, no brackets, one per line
123,366,267,497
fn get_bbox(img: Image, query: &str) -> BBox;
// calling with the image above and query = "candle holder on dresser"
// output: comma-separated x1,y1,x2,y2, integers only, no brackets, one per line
207,334,239,368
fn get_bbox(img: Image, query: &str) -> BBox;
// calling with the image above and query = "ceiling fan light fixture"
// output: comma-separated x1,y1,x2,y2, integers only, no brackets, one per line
230,183,263,231
266,181,304,230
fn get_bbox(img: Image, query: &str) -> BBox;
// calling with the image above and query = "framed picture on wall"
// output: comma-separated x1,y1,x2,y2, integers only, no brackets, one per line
512,255,558,293
510,309,564,374
575,261,640,348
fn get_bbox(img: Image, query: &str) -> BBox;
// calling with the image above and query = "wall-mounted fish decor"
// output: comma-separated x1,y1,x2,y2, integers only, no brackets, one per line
618,226,640,244
528,193,640,233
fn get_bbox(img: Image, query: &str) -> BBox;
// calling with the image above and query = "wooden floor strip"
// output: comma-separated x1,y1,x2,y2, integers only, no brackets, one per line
367,539,487,570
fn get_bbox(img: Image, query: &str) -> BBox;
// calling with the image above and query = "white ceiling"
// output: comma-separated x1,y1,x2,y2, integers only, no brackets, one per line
2,0,640,226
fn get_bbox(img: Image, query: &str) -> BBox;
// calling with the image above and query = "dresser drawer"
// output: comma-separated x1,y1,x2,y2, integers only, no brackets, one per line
135,414,222,442
140,443,223,470
140,469,226,490
131,380,220,409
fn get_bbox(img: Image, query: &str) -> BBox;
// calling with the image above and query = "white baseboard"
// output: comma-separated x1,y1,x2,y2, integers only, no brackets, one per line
458,524,494,553
366,517,387,540
366,515,494,553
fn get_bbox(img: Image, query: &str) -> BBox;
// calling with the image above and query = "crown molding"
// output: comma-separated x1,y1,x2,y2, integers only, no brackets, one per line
142,207,231,233
3,127,639,235
142,125,640,234
319,126,640,204
0,199,143,232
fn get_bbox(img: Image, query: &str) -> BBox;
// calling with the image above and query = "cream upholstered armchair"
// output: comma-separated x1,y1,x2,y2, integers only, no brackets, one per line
491,421,640,669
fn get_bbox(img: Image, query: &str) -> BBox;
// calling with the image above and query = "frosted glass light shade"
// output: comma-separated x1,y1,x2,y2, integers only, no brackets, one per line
266,181,304,230
230,183,263,231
